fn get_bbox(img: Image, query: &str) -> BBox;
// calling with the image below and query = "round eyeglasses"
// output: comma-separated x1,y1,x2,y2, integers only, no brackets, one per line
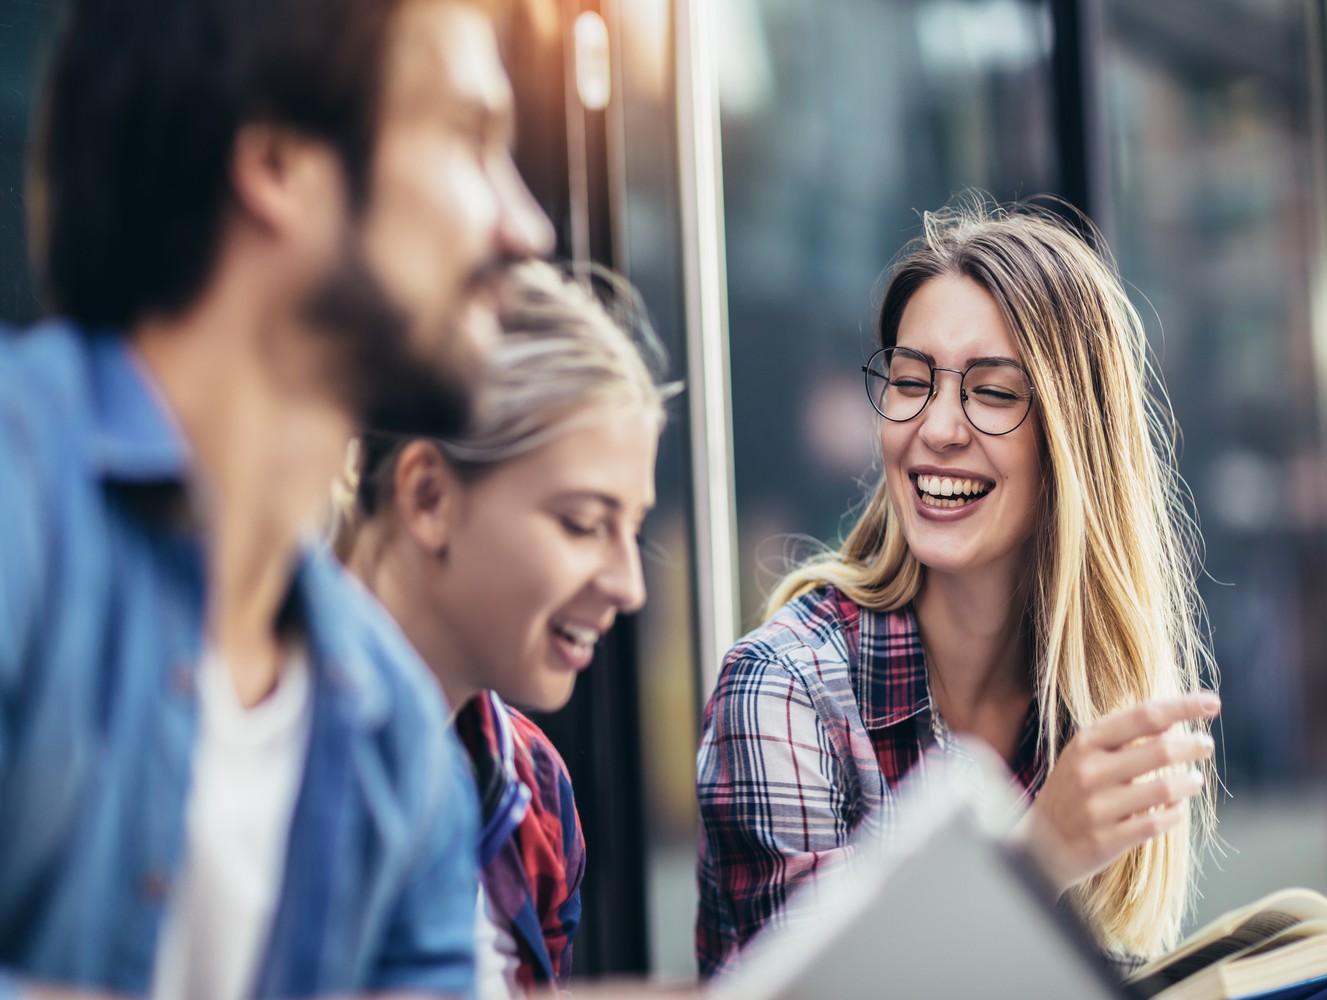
860,346,1035,436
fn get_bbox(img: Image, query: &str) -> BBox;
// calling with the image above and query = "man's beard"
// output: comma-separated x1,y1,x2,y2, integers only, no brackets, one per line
300,236,478,439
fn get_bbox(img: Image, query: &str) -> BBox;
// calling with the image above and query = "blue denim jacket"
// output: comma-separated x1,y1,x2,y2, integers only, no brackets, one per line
0,323,479,997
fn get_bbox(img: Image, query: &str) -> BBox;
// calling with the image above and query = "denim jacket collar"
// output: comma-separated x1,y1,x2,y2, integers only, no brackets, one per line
82,331,389,727
83,333,191,484
291,551,391,729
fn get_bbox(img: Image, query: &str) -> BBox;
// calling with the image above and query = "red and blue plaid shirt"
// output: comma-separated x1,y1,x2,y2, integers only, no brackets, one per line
456,692,585,992
696,586,1044,977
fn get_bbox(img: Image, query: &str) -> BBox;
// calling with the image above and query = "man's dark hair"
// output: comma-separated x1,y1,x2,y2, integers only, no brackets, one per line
28,0,400,331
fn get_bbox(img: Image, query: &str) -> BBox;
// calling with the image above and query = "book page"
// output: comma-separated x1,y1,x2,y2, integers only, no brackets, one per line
1235,919,1327,961
1151,923,1327,1000
1130,911,1305,994
1129,889,1327,988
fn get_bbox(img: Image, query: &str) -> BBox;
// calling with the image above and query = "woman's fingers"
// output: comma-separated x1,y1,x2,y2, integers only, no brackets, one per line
1019,694,1220,894
1021,773,1198,896
1080,692,1220,752
1097,729,1215,787
1111,800,1189,853
1095,766,1205,825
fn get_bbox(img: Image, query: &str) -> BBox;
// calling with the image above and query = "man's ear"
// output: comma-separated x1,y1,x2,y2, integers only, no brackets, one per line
229,122,345,247
393,440,457,558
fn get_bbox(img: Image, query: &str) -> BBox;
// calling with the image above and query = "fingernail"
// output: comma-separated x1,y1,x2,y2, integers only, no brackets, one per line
1197,691,1221,712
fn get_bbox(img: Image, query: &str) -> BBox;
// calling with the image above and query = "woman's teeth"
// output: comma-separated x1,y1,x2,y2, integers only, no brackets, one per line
554,622,599,647
915,474,990,508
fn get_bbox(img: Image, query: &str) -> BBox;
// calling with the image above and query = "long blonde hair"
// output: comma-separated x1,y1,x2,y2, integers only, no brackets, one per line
768,197,1215,956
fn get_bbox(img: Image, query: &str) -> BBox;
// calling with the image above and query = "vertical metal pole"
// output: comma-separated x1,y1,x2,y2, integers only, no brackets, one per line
1307,0,1327,451
675,0,739,698
1049,0,1114,242
563,0,592,263
603,0,631,270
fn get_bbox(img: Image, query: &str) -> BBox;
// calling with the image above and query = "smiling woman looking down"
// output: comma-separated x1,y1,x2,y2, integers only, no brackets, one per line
334,259,671,997
696,197,1219,978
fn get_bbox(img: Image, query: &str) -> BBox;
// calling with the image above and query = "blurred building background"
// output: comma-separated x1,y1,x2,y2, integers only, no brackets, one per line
3,0,1327,983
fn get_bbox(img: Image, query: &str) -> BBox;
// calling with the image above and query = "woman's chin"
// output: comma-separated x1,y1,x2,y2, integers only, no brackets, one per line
503,675,578,715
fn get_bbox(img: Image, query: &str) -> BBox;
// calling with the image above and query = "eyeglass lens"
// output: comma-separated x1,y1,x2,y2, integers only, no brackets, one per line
863,347,1032,435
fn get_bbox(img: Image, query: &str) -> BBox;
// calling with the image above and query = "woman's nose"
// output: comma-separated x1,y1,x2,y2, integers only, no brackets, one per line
598,531,647,613
917,370,972,449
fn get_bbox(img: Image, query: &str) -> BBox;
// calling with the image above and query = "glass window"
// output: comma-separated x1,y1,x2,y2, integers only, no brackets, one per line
1102,0,1327,922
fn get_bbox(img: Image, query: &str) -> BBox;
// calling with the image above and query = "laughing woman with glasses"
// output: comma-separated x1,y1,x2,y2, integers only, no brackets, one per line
697,197,1219,978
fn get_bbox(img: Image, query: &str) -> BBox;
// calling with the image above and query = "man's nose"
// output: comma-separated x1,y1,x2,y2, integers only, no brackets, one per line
493,155,554,259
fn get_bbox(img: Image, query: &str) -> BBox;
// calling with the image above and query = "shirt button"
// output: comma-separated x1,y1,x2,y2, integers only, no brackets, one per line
141,870,171,902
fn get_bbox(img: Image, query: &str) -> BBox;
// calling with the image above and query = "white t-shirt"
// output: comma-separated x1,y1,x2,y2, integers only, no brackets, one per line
152,646,313,1000
475,883,523,1000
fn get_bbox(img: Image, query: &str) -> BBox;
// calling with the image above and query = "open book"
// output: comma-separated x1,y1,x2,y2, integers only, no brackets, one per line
1126,889,1327,1000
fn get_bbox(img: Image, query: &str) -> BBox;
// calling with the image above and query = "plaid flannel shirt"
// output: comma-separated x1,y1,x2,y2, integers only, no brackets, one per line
456,692,585,992
696,585,1043,977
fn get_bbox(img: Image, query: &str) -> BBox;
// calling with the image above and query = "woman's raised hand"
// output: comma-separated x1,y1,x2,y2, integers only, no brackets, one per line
1015,692,1220,896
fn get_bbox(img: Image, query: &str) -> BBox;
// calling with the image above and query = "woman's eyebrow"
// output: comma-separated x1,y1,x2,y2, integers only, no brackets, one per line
550,490,620,511
903,347,1023,367
550,491,657,518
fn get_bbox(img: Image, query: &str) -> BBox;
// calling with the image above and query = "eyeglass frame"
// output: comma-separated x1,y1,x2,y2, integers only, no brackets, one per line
859,345,1036,437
